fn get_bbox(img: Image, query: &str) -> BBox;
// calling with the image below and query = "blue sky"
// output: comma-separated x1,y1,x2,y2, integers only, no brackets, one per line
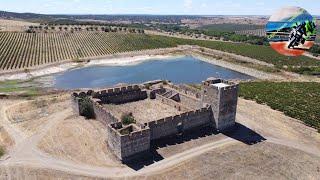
0,0,319,15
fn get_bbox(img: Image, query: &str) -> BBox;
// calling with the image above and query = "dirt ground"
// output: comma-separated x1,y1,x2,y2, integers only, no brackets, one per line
0,126,14,152
104,99,185,124
6,95,70,136
138,142,320,180
37,112,123,168
0,95,319,179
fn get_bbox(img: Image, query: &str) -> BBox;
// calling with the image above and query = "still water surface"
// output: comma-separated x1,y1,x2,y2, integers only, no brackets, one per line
54,56,253,89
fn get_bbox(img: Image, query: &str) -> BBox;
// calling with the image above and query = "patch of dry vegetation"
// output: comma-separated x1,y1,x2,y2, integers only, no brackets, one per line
0,19,38,32
6,95,70,136
38,113,122,168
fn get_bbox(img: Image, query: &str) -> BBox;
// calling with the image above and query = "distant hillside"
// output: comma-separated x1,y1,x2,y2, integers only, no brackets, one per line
0,10,200,23
0,11,52,20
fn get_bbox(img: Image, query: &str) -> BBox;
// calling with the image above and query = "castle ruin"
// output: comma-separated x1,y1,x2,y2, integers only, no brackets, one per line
71,78,239,162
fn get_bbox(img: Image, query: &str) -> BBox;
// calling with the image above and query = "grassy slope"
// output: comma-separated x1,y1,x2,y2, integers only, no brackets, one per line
239,82,320,132
0,80,40,96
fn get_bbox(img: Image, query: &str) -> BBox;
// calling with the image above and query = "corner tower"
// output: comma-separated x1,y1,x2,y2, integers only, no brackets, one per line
201,78,239,131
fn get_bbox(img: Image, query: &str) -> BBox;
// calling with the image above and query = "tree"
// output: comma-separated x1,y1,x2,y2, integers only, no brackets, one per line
79,97,94,119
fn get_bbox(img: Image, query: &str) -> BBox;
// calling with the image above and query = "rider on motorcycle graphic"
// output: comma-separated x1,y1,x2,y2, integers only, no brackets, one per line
288,21,316,49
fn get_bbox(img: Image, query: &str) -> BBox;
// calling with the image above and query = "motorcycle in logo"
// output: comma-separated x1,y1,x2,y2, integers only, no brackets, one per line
266,7,317,56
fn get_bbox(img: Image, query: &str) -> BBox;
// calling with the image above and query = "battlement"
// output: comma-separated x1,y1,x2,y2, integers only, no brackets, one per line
107,122,150,162
202,77,239,131
93,85,141,98
145,106,212,140
203,78,239,91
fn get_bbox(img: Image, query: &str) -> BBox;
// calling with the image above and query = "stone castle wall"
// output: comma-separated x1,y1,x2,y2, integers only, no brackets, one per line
71,93,80,115
146,107,212,140
156,94,191,112
93,85,148,104
217,85,239,130
90,98,118,126
168,84,201,98
107,123,150,161
202,79,239,131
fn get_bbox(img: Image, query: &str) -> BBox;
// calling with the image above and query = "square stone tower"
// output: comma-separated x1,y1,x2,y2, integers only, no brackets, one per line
201,78,239,131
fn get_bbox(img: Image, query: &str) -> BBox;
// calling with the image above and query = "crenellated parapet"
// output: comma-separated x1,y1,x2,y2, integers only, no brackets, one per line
107,122,150,162
202,77,239,131
145,106,212,140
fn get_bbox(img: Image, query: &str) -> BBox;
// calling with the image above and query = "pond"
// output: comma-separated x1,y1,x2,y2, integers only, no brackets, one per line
54,56,253,89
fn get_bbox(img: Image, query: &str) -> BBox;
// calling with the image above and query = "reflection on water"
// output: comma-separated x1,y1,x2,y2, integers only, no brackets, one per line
54,56,253,89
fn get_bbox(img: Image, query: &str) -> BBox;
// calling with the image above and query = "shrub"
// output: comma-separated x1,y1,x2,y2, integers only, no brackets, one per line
121,112,136,125
79,97,94,119
0,146,5,157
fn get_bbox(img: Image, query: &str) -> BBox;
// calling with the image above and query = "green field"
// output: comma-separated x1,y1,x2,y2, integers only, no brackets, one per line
239,82,320,132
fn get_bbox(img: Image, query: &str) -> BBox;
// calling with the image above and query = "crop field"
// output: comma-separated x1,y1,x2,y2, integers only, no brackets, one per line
173,38,320,69
200,23,265,32
239,81,320,132
235,29,266,37
0,32,319,73
177,37,318,71
0,32,177,70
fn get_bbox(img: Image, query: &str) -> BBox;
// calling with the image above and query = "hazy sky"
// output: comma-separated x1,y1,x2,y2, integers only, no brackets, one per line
0,0,319,15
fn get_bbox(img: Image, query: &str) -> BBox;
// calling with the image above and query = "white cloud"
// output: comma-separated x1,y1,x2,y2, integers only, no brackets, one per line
184,0,193,10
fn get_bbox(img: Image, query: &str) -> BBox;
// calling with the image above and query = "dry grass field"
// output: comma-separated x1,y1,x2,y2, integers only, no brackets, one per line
0,19,38,32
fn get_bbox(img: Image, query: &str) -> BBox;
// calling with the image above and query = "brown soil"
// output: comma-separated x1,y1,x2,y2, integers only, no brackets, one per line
104,99,185,124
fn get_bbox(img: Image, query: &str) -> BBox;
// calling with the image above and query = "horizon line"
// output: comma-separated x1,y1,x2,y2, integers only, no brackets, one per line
1,10,320,17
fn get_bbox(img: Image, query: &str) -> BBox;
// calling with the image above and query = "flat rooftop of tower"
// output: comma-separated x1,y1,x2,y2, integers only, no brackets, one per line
103,99,187,124
212,83,230,88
